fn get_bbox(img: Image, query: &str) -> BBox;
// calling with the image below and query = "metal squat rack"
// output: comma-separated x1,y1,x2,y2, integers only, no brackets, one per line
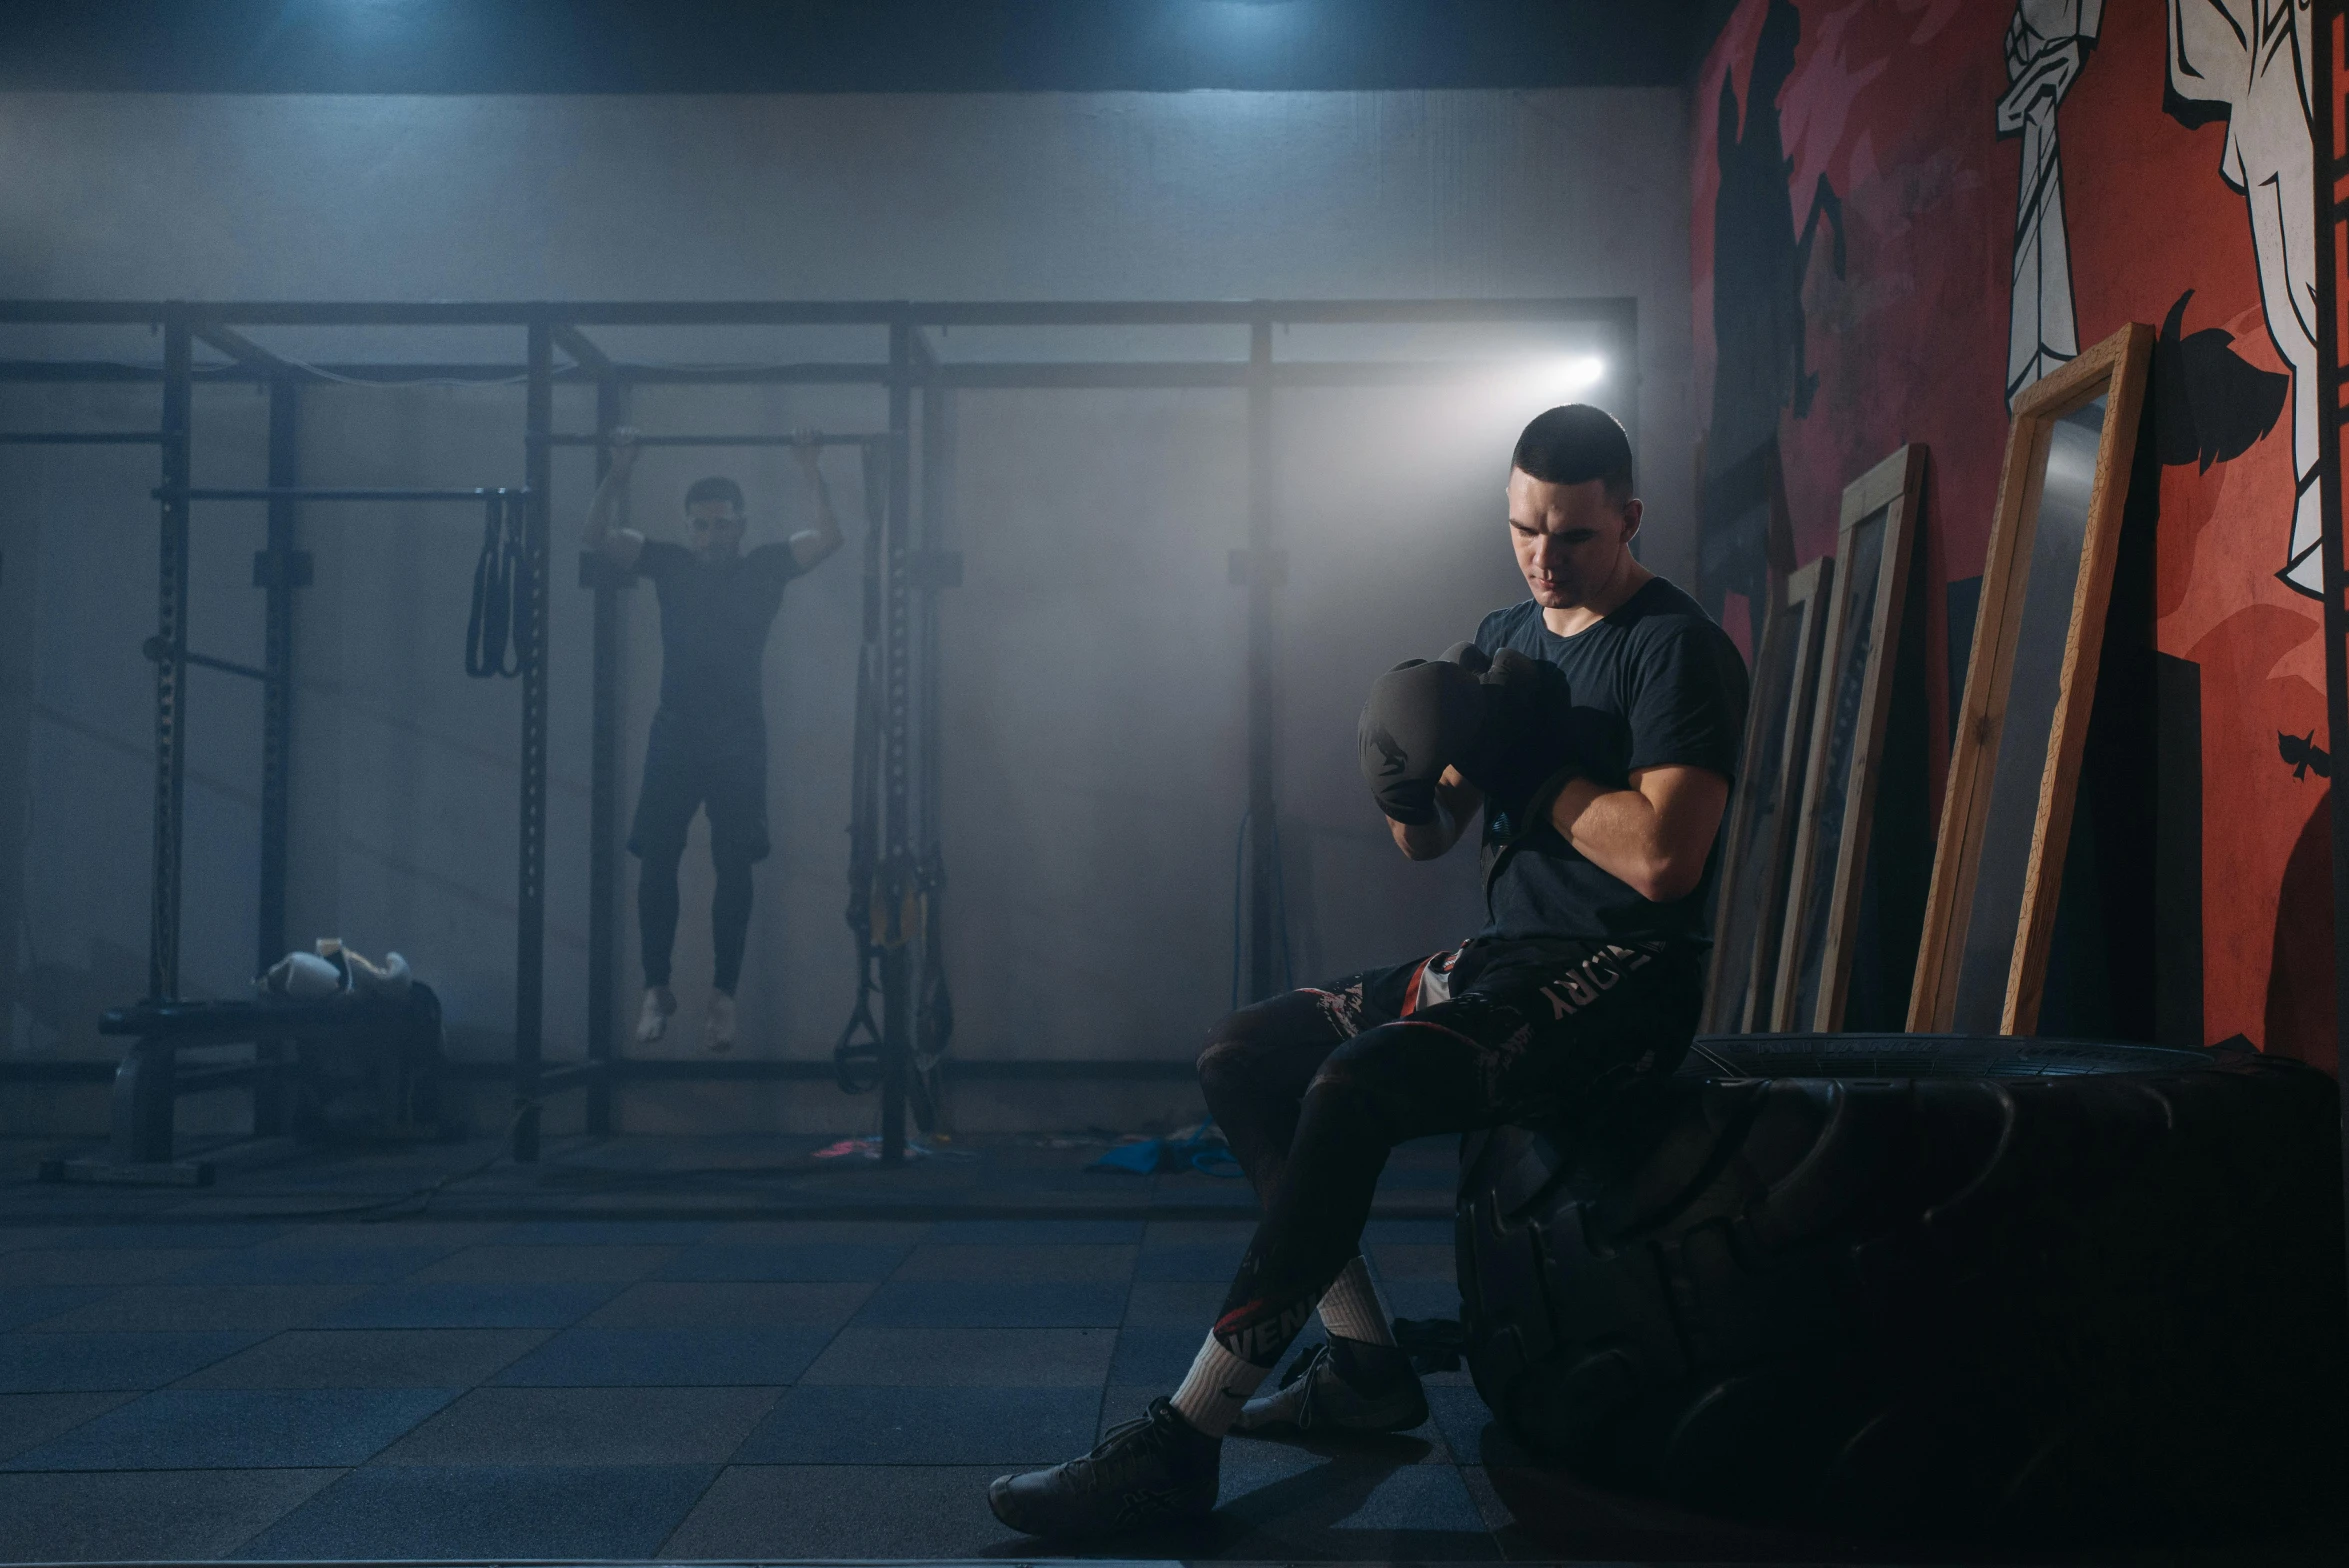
0,297,1636,1165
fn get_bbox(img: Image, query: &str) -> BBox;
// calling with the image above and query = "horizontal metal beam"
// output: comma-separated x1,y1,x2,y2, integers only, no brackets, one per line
0,360,887,387
0,361,563,386
936,358,1611,390
536,431,890,449
0,430,162,443
159,486,529,503
0,296,1631,329
0,360,260,384
914,297,1633,328
0,352,1629,391
611,362,891,386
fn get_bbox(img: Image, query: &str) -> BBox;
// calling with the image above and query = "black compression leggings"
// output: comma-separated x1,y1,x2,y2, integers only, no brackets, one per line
1196,939,1696,1369
638,848,756,993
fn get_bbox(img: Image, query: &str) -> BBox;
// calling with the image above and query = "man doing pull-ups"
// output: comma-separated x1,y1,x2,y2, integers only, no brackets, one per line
585,429,844,1052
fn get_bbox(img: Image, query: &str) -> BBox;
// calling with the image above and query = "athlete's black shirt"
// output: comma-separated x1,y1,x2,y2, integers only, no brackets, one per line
1471,577,1748,948
634,540,805,740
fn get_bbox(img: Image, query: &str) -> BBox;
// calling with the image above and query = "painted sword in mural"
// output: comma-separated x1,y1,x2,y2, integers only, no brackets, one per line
2166,0,2322,596
1999,1,2105,409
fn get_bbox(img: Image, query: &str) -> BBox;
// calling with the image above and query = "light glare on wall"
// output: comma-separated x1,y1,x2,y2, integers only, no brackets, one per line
1555,356,1607,395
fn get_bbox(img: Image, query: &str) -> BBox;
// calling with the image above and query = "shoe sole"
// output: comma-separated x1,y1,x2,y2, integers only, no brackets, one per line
1235,1387,1430,1435
986,1475,1214,1538
1235,1407,1428,1435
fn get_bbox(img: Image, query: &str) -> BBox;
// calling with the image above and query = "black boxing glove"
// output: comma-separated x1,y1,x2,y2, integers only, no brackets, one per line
1452,648,1579,818
1358,656,1483,824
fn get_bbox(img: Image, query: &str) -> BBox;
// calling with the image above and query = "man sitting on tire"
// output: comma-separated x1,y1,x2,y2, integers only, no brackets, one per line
988,403,1751,1537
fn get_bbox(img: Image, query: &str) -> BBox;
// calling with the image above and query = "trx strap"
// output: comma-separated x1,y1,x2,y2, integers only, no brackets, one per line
909,846,952,1133
464,490,530,679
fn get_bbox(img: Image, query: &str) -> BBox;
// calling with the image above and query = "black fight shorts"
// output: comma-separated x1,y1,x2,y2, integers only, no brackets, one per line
1310,934,1706,1126
627,714,771,864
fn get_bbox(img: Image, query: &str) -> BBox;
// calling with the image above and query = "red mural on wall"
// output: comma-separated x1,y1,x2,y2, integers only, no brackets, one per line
1694,0,2331,1065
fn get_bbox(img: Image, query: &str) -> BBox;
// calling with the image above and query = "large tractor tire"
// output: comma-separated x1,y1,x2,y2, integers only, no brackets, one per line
1456,1034,2345,1537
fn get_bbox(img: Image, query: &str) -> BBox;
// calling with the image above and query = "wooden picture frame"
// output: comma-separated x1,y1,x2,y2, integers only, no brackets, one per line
1702,556,1833,1033
1908,322,2153,1033
1770,445,1927,1031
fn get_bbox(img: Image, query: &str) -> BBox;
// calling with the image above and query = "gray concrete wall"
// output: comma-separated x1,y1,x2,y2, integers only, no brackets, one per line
0,88,1693,1133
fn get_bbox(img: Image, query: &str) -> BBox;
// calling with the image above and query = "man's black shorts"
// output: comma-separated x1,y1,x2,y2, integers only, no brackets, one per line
1302,934,1705,1123
627,712,770,864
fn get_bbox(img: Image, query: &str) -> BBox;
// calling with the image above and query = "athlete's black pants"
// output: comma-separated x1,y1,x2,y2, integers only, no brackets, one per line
629,712,770,994
1196,935,1702,1366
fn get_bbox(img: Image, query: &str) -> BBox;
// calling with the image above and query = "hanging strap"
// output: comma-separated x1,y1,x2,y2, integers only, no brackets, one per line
464,492,528,679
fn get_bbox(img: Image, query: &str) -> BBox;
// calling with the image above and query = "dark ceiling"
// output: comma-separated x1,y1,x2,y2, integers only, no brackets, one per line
0,1,1718,95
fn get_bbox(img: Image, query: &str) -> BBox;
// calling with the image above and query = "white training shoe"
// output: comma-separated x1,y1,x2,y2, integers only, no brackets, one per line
635,987,677,1045
705,990,737,1054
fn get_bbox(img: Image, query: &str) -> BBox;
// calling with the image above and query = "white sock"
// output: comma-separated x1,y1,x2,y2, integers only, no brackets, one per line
1168,1334,1268,1438
1316,1255,1394,1345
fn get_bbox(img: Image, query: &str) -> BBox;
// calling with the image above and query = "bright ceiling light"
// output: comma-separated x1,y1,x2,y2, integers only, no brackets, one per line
1556,356,1607,395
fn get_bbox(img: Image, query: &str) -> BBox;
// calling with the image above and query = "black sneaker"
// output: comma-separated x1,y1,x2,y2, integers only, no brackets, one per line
988,1397,1220,1537
1233,1339,1430,1434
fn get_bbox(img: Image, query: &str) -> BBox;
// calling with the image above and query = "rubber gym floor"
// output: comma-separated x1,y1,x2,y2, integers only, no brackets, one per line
0,1130,2328,1566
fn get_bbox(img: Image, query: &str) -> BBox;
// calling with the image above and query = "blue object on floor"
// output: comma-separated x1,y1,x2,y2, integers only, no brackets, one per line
1088,1120,1243,1177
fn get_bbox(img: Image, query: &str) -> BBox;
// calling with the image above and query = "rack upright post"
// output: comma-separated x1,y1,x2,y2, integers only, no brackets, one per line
148,318,193,1001
514,323,554,1161
584,371,628,1137
880,319,915,1163
256,377,301,976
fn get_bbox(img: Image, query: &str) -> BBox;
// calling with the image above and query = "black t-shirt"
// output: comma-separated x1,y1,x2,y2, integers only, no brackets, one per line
1471,577,1749,947
635,540,805,738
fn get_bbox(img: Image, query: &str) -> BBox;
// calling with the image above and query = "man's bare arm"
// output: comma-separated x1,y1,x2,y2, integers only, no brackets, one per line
788,432,846,571
1389,768,1483,861
584,427,644,570
1546,764,1729,903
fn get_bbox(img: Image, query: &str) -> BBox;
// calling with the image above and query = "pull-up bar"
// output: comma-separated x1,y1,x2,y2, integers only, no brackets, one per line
154,486,531,503
535,432,887,449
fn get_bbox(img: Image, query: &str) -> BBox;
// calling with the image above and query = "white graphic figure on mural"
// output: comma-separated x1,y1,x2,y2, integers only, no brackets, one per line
2168,0,2323,596
1998,1,2105,409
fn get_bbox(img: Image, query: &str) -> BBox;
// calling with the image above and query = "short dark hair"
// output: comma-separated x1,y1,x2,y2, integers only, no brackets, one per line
684,476,745,514
1511,404,1634,504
